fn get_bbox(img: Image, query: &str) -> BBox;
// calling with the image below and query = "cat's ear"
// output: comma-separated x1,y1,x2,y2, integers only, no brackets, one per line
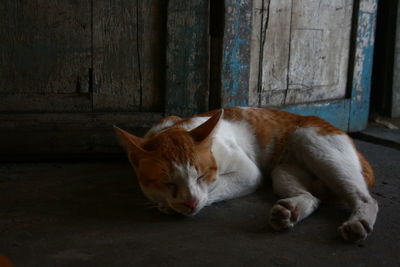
189,109,223,144
114,126,149,167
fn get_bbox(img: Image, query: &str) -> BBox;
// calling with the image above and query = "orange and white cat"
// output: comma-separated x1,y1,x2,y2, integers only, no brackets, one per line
114,107,378,242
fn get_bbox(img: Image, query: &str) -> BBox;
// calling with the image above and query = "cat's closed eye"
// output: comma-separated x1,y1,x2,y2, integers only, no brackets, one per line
197,174,205,183
165,183,178,198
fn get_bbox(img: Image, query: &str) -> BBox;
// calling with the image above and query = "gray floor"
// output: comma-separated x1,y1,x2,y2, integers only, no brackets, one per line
0,139,399,267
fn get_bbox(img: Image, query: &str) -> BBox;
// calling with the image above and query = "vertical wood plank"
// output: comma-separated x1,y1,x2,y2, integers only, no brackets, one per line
165,0,209,116
349,0,378,131
220,0,253,108
0,0,91,95
248,0,263,107
260,0,292,105
392,1,400,117
138,0,167,112
92,0,141,112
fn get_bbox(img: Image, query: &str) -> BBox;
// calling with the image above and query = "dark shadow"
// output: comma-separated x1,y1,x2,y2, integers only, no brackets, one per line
209,0,225,110
371,0,398,116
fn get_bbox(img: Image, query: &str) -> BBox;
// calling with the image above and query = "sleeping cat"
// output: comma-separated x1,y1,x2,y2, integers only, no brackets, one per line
114,107,378,242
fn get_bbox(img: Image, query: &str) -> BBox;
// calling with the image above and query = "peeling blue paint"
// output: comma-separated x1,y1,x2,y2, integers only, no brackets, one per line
165,1,209,116
221,0,252,107
348,1,378,132
282,100,351,131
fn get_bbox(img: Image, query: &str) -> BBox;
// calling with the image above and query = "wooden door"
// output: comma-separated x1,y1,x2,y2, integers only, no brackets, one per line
0,0,170,159
219,0,378,132
0,0,165,113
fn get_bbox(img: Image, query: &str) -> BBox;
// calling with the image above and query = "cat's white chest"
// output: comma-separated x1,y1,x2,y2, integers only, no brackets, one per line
212,120,258,171
200,120,263,203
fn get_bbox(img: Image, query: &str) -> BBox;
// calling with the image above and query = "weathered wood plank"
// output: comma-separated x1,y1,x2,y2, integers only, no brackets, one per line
165,0,209,116
0,0,91,111
0,112,163,160
248,0,263,107
349,0,378,131
92,0,141,112
220,0,253,108
0,94,92,113
138,0,167,112
392,0,400,117
260,0,292,104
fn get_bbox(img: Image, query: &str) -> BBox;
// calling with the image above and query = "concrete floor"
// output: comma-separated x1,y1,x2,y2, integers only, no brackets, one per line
0,139,399,267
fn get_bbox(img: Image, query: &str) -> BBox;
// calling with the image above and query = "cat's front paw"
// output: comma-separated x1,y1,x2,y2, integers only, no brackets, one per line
157,203,176,215
338,219,372,242
269,200,300,231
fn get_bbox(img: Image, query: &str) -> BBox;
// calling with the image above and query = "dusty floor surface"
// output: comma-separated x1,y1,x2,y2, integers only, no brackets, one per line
0,139,399,267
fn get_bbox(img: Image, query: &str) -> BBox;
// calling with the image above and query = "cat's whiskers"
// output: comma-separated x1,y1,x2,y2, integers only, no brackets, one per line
138,202,158,209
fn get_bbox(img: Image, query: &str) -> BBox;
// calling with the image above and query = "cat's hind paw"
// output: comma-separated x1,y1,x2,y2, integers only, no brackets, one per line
338,219,372,242
269,200,300,231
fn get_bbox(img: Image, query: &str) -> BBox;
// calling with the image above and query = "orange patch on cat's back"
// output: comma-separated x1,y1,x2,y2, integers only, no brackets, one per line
299,116,345,136
204,107,300,147
197,108,302,162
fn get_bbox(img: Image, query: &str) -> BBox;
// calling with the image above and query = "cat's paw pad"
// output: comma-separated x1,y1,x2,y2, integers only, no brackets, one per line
269,200,299,231
338,219,372,242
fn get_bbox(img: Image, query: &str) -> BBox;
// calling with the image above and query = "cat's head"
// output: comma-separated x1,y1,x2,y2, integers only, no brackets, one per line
114,111,222,216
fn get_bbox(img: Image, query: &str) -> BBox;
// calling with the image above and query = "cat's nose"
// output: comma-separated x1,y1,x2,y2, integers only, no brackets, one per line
184,200,199,210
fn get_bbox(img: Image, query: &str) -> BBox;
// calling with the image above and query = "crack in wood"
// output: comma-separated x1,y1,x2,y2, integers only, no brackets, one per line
283,0,294,105
90,0,94,111
257,0,271,106
136,0,143,111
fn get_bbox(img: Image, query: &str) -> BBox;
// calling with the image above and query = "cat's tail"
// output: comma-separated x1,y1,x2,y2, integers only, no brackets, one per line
357,151,375,188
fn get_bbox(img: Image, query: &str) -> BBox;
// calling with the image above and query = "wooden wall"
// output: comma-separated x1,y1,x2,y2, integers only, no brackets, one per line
0,0,92,112
0,0,378,159
0,0,165,113
0,0,168,160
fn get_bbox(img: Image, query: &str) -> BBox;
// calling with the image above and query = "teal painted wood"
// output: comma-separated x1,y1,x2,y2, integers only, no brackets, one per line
348,0,378,131
282,100,351,131
220,0,253,108
165,0,209,117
